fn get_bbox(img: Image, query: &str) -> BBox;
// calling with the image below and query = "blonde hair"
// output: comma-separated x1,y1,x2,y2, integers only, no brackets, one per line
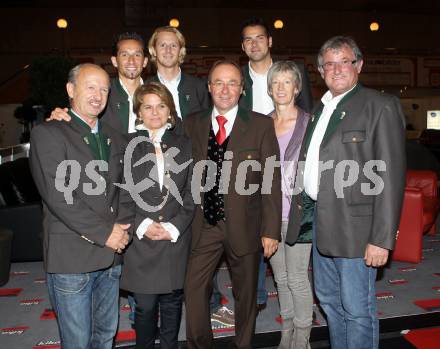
148,26,186,65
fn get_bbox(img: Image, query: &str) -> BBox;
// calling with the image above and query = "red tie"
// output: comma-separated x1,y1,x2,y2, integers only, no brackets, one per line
216,115,227,145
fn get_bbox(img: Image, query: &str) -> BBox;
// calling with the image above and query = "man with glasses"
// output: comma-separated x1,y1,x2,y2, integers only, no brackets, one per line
286,36,406,348
184,60,281,349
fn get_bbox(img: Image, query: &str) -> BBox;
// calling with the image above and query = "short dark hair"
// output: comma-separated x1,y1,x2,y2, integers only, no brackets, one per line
207,60,244,85
112,32,146,56
241,17,271,41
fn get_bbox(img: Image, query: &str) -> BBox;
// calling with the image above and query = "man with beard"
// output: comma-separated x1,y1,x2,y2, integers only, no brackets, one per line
147,26,210,119
49,32,148,134
240,17,313,114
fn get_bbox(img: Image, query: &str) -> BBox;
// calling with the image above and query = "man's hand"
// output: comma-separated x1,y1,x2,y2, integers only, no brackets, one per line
145,222,172,241
262,237,278,258
364,243,389,267
46,107,71,122
105,223,130,253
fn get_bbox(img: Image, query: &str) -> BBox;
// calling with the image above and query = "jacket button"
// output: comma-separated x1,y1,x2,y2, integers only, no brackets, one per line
298,204,302,210
158,215,163,221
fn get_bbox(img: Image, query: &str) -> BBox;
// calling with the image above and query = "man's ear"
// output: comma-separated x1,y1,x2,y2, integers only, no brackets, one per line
66,82,75,99
356,59,364,73
110,56,118,68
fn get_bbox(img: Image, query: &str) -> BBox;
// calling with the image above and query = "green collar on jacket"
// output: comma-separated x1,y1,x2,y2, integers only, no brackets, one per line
240,65,253,110
114,78,130,133
69,109,110,162
303,83,362,153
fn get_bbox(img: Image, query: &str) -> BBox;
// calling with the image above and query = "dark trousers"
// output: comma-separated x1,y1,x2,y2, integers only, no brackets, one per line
185,221,260,349
133,289,184,349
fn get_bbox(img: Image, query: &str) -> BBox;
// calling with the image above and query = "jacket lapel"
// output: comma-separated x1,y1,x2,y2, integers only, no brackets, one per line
239,65,253,110
178,73,190,119
194,109,212,158
113,79,130,133
227,107,251,152
322,83,362,142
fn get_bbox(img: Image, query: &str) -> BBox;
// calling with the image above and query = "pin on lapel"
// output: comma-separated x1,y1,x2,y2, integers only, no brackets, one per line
107,138,111,145
340,111,346,120
311,115,315,122
185,94,190,101
83,137,90,145
116,102,120,110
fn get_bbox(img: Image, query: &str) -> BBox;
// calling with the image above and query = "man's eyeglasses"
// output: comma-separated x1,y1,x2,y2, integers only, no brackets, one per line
210,81,242,89
321,59,357,71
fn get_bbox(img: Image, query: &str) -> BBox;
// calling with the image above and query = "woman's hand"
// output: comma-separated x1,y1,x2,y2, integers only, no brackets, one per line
144,222,172,241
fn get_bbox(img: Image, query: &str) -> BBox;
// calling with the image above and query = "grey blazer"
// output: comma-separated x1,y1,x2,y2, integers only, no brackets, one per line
29,119,130,273
286,85,406,257
120,128,195,294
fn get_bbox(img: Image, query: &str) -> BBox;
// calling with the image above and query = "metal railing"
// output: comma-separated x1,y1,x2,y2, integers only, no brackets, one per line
0,143,30,164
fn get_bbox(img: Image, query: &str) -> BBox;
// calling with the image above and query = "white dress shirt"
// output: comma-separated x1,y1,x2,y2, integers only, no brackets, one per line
303,85,355,200
158,70,182,119
211,105,238,138
119,78,143,134
249,62,274,115
134,123,180,242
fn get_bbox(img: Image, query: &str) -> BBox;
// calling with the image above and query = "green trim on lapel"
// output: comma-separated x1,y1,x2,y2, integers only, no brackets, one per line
303,104,324,153
239,65,253,110
303,83,362,153
69,110,109,161
178,73,189,119
114,79,130,133
323,83,362,140
69,109,91,131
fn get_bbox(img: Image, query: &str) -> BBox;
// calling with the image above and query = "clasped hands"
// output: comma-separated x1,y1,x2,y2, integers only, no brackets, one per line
145,222,172,241
105,223,131,254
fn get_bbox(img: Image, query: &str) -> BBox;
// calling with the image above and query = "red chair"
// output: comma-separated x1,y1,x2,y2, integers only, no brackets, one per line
392,170,439,263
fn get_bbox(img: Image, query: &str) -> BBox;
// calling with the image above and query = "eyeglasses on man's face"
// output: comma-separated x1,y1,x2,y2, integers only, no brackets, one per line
321,59,357,71
210,80,242,90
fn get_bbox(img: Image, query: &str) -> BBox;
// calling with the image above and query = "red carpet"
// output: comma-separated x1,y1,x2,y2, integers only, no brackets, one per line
404,327,440,349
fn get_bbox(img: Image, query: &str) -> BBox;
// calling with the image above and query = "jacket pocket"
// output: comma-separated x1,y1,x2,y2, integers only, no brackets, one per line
342,130,366,143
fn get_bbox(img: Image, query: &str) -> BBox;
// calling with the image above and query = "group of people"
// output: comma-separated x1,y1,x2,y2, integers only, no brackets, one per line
29,16,406,349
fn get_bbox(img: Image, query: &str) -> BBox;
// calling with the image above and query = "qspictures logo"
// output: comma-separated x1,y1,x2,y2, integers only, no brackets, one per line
54,135,388,212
